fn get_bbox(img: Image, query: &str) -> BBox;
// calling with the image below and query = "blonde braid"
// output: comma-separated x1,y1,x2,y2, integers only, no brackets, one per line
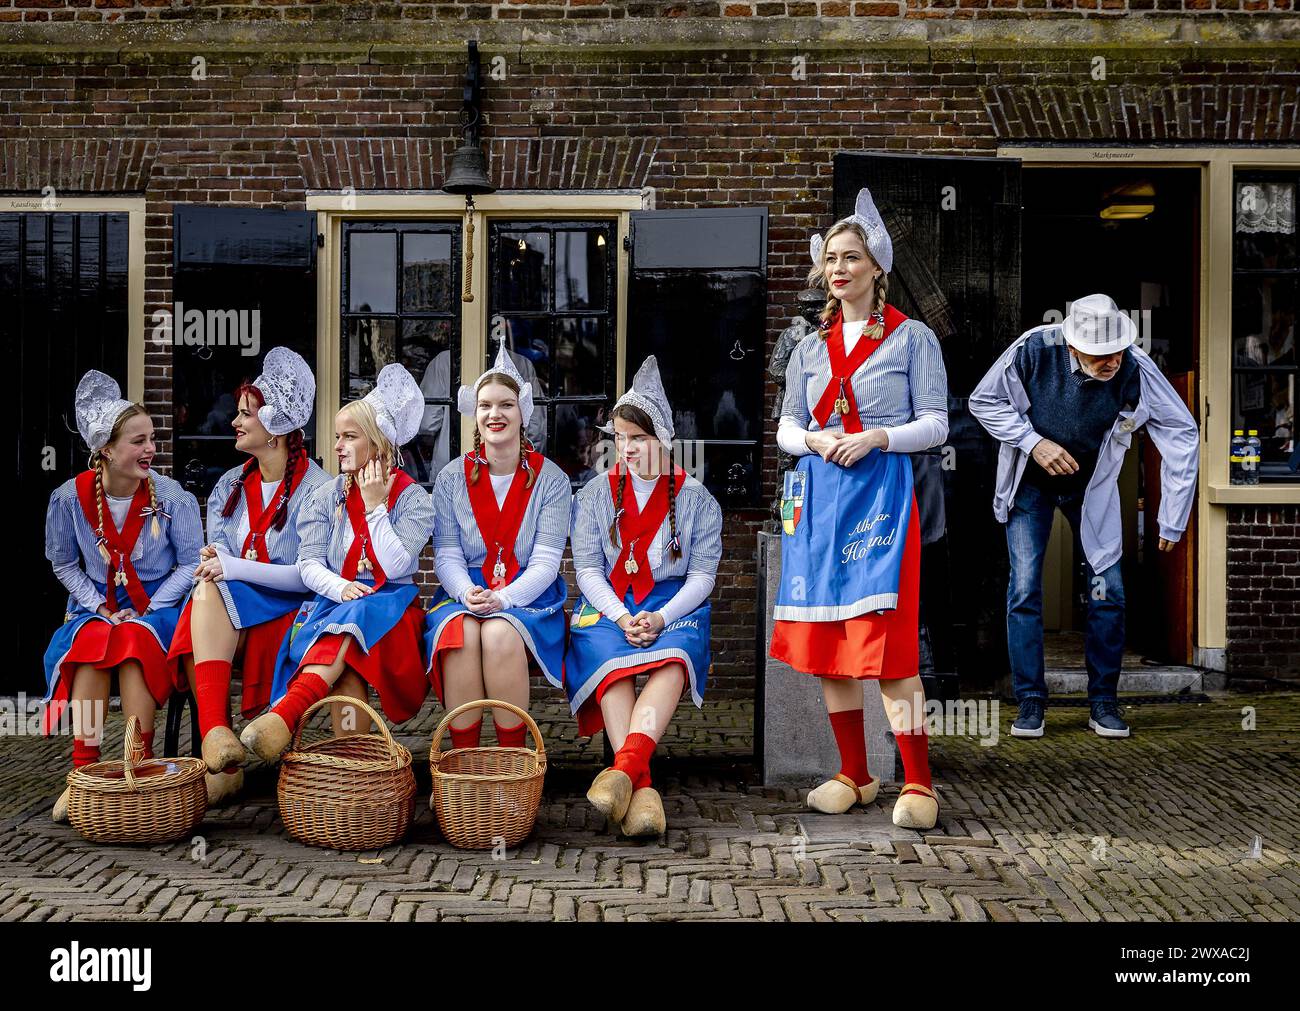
875,273,890,315
337,473,353,518
470,430,483,485
520,431,535,489
147,475,161,539
92,463,111,564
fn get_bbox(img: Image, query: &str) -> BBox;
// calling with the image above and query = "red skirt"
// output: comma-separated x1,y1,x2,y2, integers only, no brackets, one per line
167,602,296,719
575,657,685,738
427,613,539,706
297,604,430,724
769,489,921,680
44,620,174,735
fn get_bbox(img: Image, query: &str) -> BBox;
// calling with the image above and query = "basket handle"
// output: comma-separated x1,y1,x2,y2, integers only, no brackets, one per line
122,714,144,792
431,699,546,761
289,694,403,764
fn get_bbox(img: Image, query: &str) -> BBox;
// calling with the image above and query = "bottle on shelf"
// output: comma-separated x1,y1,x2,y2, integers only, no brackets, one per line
1230,429,1246,486
1246,429,1263,486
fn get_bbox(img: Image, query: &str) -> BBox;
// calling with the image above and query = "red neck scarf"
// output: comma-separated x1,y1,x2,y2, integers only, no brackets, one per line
239,454,309,562
341,468,417,590
75,469,153,613
465,450,544,591
608,464,683,605
811,304,908,434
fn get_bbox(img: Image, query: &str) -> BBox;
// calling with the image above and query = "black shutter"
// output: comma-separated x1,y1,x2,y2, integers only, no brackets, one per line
174,205,317,270
627,206,768,507
834,152,1022,689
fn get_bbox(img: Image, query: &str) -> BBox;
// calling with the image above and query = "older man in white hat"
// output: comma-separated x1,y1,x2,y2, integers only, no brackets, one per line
969,294,1199,739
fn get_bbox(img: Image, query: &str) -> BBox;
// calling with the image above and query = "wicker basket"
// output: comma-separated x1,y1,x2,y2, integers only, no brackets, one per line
66,715,208,844
277,695,416,851
429,699,546,850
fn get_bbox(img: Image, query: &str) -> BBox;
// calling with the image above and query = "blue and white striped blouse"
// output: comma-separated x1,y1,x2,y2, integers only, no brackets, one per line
45,471,203,613
295,474,434,582
206,459,331,563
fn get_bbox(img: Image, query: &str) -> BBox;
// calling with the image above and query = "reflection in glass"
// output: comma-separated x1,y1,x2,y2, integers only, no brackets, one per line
553,403,608,490
402,232,453,312
556,230,607,310
554,318,604,396
497,231,549,311
348,232,397,313
346,317,397,399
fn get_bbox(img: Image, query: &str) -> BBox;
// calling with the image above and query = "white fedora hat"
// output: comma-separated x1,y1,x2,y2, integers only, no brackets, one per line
1062,294,1137,356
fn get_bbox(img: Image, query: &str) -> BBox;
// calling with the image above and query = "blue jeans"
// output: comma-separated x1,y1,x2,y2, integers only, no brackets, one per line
1005,480,1125,703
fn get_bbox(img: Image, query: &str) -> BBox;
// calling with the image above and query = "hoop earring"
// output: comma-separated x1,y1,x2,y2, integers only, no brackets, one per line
267,436,277,448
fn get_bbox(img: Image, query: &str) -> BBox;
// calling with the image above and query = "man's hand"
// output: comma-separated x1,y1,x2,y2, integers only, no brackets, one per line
1031,438,1079,476
1158,538,1176,553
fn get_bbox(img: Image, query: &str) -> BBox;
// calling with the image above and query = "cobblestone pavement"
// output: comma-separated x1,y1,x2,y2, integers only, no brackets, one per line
1,690,1297,922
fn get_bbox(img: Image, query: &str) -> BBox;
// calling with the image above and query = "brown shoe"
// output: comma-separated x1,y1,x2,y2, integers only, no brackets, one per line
201,725,244,773
806,773,880,814
205,767,245,806
239,712,292,764
586,767,633,824
620,787,666,838
52,786,71,824
891,783,939,830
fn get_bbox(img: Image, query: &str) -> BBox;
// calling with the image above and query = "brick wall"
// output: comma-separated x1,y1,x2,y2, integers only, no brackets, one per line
4,28,1300,691
0,2,1293,23
1226,506,1300,681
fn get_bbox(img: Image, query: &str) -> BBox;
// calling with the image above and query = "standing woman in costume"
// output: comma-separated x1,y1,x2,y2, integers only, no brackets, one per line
566,357,722,838
769,187,949,830
240,364,433,762
167,348,329,803
424,340,571,751
43,371,203,821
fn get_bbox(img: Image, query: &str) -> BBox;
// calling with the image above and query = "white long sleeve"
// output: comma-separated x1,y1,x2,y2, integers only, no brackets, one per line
496,543,563,610
656,570,715,626
434,543,476,605
53,560,106,613
777,416,814,456
882,413,949,454
366,503,419,579
300,558,351,603
576,566,629,623
216,548,308,593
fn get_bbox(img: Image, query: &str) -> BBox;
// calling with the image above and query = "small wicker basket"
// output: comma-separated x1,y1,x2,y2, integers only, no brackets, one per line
429,699,546,850
66,715,208,844
277,695,415,851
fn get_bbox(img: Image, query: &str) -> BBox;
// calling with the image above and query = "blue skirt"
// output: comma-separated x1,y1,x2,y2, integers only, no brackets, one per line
563,578,710,723
269,581,421,706
424,573,567,696
217,578,305,630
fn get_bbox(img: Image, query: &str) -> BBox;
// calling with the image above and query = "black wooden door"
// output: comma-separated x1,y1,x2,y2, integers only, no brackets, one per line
3,212,130,694
627,206,769,509
833,152,1023,690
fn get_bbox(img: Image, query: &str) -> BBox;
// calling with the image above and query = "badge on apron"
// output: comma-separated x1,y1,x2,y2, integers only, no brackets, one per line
571,602,603,629
781,470,806,536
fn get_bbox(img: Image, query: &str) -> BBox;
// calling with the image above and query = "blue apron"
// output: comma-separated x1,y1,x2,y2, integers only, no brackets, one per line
424,572,567,689
774,451,914,623
564,578,710,717
215,578,305,630
43,575,178,700
269,581,420,705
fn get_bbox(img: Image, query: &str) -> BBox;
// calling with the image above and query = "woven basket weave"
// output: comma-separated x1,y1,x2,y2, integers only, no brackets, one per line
277,695,415,851
67,715,208,844
429,699,546,850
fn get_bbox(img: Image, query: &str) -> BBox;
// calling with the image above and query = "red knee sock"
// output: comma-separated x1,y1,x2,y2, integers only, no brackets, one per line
612,732,656,791
894,727,932,790
193,659,233,736
494,720,527,748
829,708,871,787
72,739,100,769
139,730,155,760
270,673,331,732
449,718,482,750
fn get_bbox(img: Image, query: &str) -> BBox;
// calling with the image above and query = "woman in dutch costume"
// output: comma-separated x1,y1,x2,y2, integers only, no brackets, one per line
424,340,571,752
769,187,949,831
167,348,329,804
566,357,723,838
239,364,434,763
43,371,203,822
